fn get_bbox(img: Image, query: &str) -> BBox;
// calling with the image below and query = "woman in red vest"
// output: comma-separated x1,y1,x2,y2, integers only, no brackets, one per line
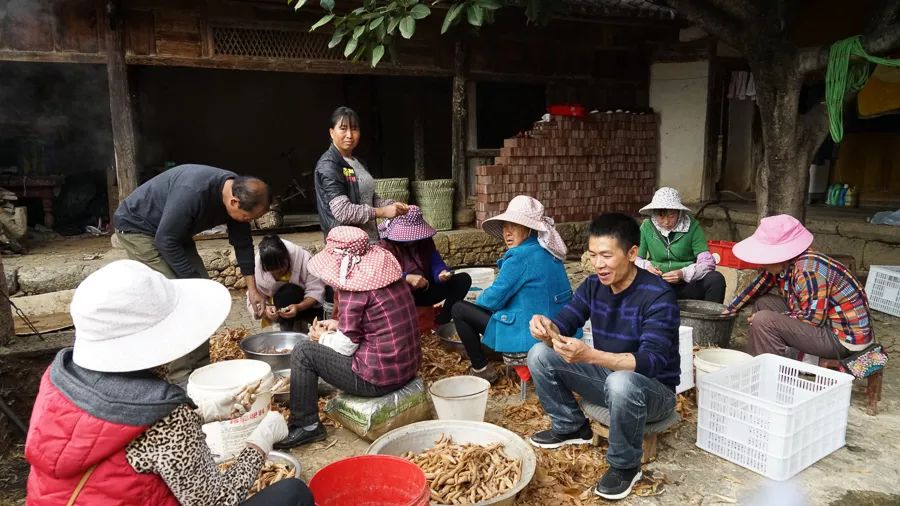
25,260,313,505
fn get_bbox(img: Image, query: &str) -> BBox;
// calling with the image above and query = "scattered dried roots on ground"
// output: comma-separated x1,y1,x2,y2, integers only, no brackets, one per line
403,434,522,505
209,327,251,362
218,459,296,497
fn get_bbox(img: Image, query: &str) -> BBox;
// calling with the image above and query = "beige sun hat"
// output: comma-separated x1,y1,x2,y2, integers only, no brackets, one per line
639,187,692,215
481,195,567,260
71,260,231,373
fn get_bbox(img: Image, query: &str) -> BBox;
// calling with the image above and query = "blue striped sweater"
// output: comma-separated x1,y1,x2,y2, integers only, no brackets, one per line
552,268,681,389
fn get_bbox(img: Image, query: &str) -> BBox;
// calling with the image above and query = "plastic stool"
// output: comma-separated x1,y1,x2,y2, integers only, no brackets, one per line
502,353,530,402
818,358,883,416
580,400,680,463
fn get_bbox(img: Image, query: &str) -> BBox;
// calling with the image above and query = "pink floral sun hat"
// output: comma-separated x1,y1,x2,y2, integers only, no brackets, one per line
733,214,814,265
481,195,568,260
309,226,402,292
379,205,437,242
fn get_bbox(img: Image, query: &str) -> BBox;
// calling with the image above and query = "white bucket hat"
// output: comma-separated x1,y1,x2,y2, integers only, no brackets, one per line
481,195,568,260
71,260,231,373
639,187,692,215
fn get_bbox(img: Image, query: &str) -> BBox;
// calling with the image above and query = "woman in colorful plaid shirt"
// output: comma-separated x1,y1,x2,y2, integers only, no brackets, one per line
724,215,872,359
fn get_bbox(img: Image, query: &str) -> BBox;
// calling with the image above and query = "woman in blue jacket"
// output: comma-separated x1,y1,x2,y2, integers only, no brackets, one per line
451,196,573,383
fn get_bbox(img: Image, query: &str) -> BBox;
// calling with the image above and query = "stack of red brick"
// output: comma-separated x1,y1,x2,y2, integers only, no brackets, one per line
474,113,658,226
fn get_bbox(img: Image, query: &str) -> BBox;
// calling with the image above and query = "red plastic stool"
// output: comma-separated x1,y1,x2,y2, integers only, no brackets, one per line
502,353,530,403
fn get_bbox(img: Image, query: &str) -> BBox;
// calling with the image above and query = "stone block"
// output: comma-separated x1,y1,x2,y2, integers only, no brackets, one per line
234,277,247,290
811,233,866,269
18,263,100,295
223,275,236,287
838,221,900,244
862,241,900,270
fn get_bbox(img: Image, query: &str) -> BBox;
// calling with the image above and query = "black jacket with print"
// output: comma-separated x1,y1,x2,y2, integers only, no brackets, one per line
314,143,368,236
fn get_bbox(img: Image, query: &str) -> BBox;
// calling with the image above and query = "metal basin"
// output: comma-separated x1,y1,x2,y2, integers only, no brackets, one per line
268,450,301,476
367,420,536,506
240,331,308,372
272,368,291,404
436,322,467,358
678,300,736,347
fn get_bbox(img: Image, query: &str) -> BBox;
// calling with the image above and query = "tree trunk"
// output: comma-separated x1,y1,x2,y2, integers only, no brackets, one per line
750,61,810,221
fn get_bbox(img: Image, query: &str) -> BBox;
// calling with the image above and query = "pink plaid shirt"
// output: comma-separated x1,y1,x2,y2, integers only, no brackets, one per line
337,280,421,386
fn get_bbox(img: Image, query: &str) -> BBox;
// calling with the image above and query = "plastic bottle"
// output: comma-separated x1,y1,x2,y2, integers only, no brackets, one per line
845,186,856,207
826,184,838,206
838,184,848,207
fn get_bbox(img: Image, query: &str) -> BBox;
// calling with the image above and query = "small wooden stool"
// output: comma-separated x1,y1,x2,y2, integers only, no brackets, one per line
581,400,680,464
818,358,883,416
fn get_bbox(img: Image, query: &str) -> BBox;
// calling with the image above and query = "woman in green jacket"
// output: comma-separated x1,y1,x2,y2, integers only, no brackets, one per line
636,187,726,303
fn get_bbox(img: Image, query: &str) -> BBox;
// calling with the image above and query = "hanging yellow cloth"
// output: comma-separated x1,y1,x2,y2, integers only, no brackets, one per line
858,64,900,118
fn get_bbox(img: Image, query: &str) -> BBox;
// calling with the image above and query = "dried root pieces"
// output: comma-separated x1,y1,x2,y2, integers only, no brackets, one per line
218,459,296,498
403,434,522,505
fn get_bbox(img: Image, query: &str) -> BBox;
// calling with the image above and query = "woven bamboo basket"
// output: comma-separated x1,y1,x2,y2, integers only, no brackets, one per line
412,181,454,231
374,177,410,193
379,189,410,204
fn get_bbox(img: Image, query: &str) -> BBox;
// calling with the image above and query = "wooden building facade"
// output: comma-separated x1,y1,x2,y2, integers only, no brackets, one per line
0,0,676,222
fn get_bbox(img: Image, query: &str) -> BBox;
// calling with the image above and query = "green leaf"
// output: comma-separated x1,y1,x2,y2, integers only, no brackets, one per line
310,13,334,31
369,16,385,29
344,37,358,57
441,3,465,34
320,0,334,12
371,44,385,67
375,20,387,41
353,24,366,39
478,0,501,10
467,4,483,26
328,28,346,48
387,16,401,34
293,0,308,10
399,16,415,39
409,4,430,19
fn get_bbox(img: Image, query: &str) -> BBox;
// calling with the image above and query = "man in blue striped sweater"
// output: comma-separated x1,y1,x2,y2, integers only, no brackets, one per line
528,213,680,501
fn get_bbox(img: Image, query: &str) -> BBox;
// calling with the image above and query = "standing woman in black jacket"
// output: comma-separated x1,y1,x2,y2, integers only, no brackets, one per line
314,107,409,242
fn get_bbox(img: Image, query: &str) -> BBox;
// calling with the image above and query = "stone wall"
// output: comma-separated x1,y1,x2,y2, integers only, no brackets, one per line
474,113,658,226
698,206,900,273
436,222,590,267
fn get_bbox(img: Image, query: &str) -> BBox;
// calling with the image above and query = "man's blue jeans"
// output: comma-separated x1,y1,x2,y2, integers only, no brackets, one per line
527,343,676,469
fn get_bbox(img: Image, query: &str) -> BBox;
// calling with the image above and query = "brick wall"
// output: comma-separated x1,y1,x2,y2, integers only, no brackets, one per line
474,113,658,226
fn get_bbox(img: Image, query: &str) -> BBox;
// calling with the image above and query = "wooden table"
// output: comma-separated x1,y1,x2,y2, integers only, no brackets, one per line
0,175,65,228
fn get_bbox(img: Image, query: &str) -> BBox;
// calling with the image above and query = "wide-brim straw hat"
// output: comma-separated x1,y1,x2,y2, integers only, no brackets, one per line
482,195,567,260
309,226,402,292
639,187,692,215
379,205,436,242
733,214,814,265
71,260,231,373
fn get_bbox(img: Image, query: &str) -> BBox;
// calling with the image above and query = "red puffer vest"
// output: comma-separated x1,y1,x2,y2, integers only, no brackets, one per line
25,371,179,506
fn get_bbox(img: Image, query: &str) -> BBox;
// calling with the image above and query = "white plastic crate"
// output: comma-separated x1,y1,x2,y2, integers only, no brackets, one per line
865,265,900,318
696,354,853,481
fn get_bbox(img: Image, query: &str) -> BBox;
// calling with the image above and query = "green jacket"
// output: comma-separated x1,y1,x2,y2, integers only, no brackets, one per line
638,216,709,273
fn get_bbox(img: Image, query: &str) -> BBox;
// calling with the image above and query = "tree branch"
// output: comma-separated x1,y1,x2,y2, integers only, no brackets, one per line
798,13,900,75
865,0,900,36
660,0,746,48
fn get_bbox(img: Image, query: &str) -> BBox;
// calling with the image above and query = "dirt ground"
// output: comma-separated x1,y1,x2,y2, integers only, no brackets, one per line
2,287,899,505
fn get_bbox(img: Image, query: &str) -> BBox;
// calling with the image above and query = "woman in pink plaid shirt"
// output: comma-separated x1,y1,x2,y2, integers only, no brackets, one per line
275,226,420,449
